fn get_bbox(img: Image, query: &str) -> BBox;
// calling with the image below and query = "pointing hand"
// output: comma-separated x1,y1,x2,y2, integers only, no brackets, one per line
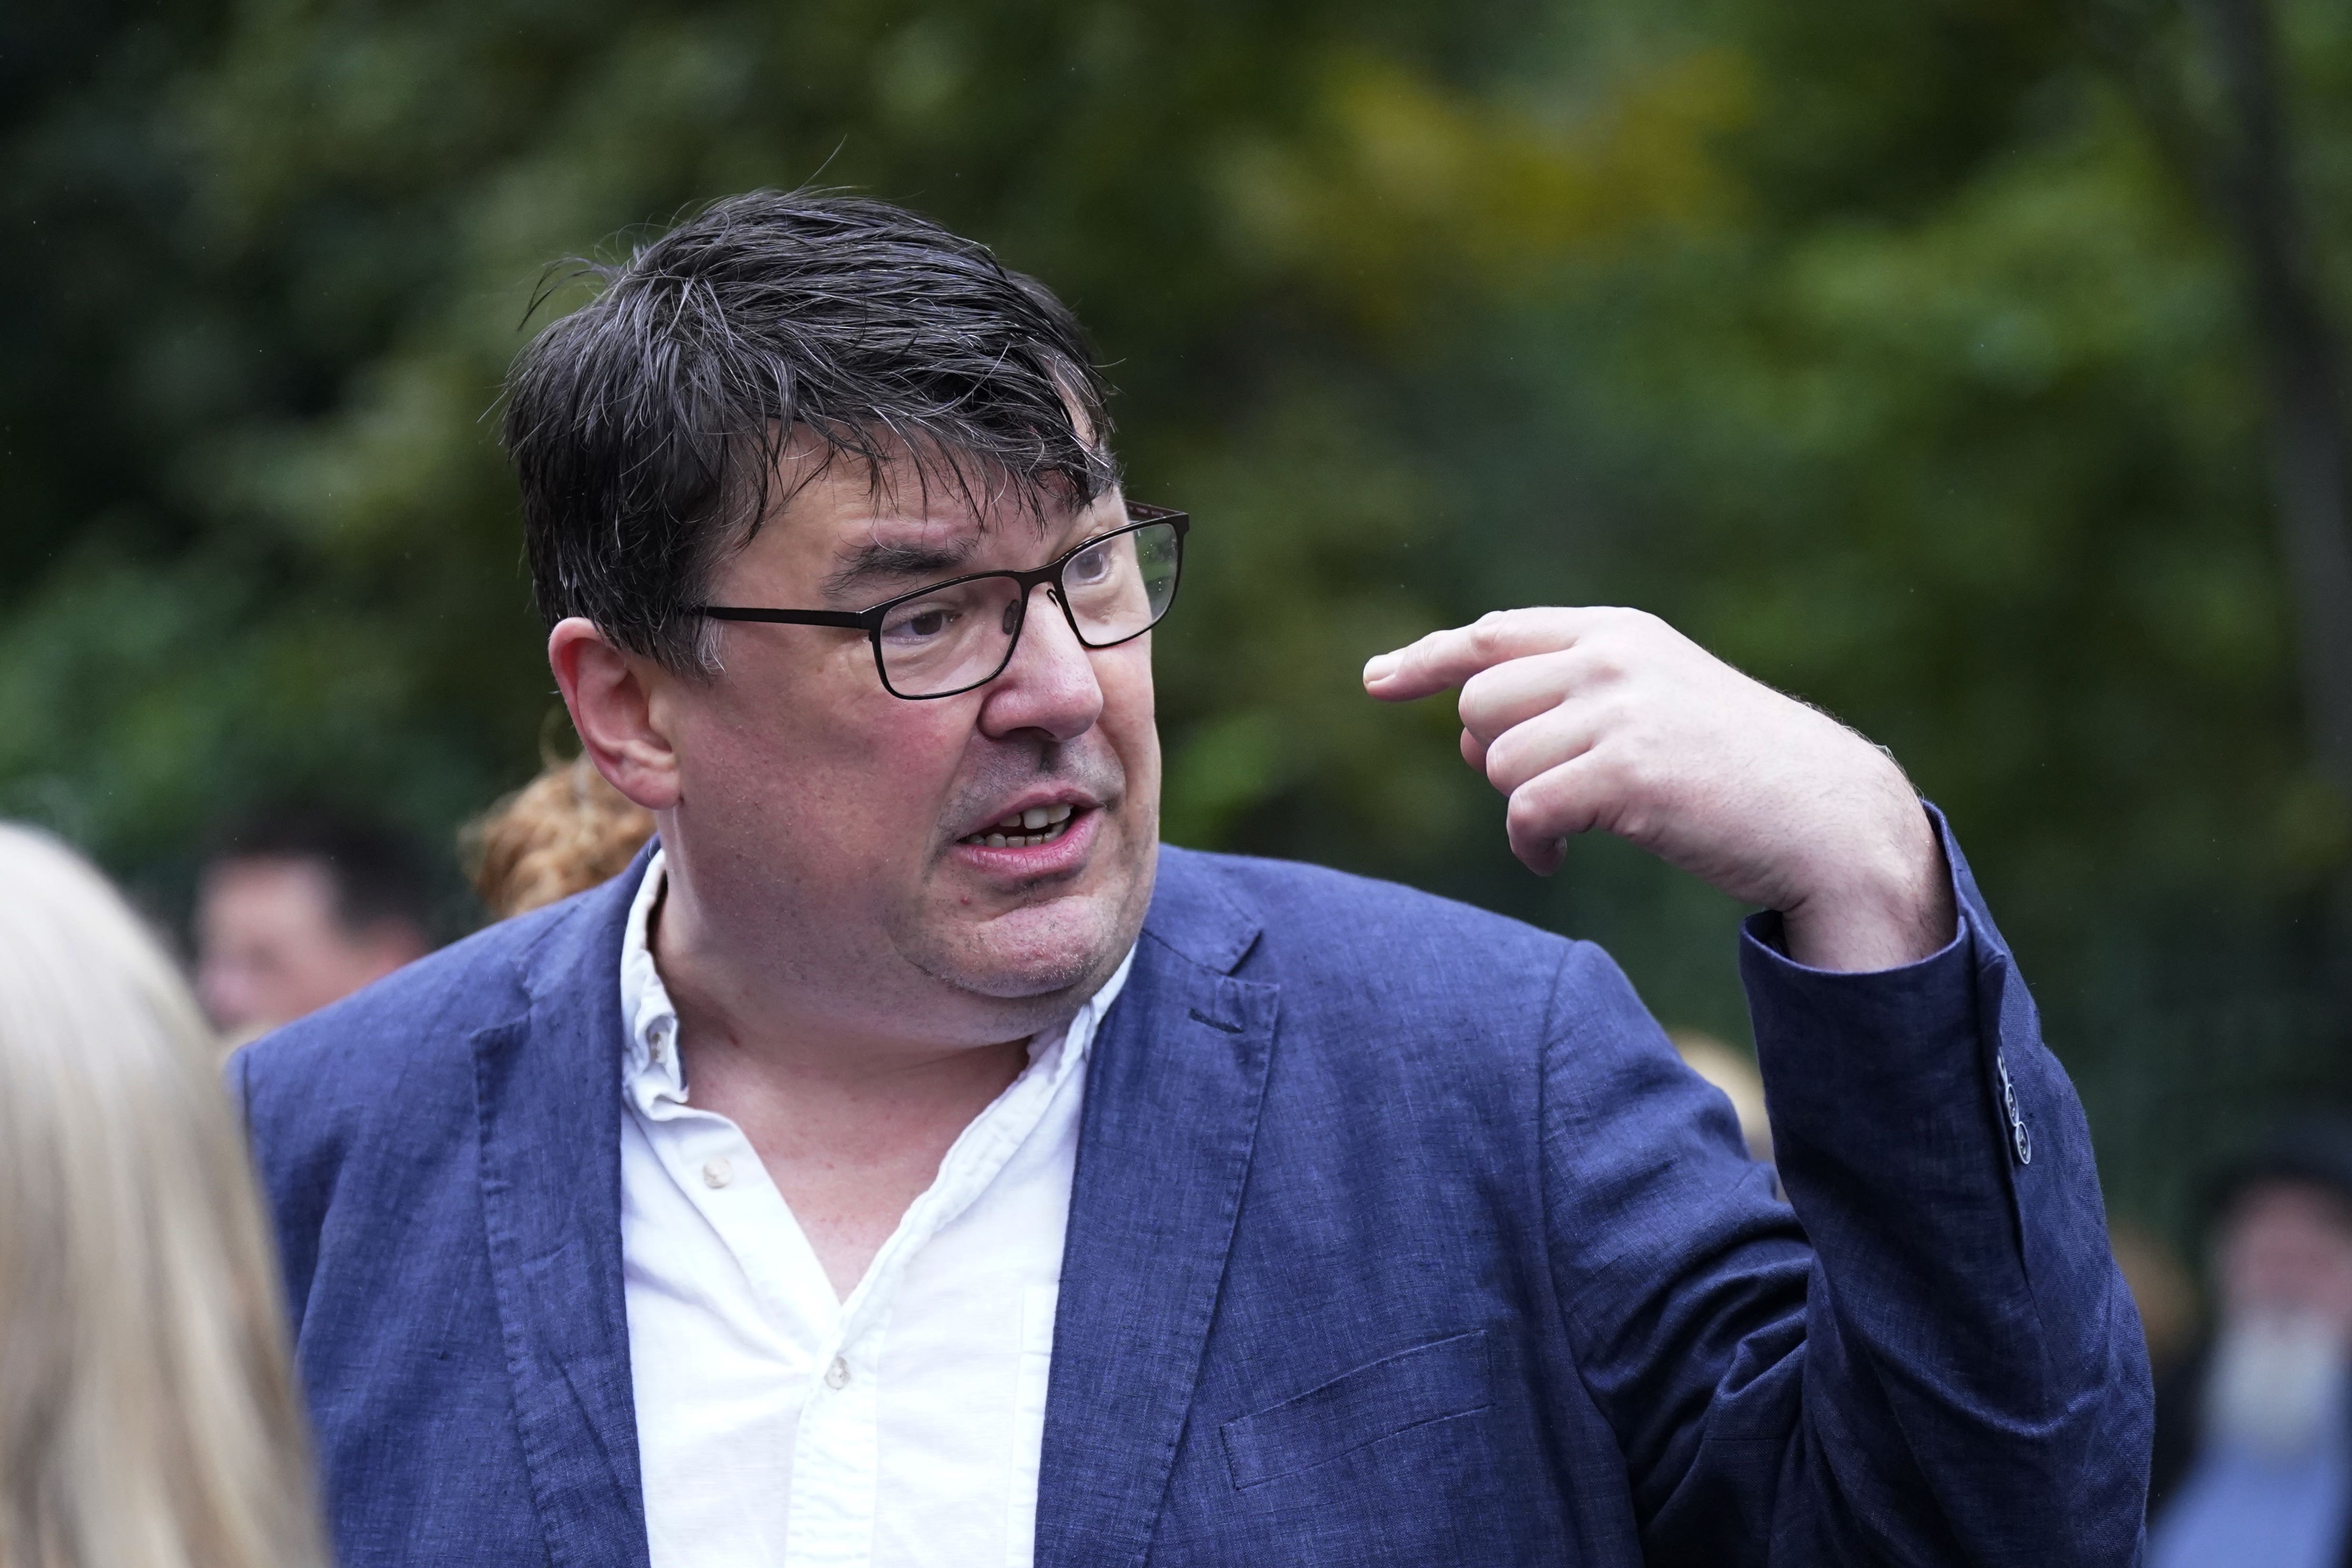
1364,607,1955,972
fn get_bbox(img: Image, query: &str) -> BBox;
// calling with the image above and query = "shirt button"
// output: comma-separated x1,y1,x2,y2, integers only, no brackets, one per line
825,1356,851,1390
701,1157,732,1189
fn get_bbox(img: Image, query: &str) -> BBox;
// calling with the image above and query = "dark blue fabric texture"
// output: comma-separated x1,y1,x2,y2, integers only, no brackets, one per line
236,809,2151,1566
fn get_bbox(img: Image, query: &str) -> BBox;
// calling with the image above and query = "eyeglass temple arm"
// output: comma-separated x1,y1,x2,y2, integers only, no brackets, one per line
694,607,868,628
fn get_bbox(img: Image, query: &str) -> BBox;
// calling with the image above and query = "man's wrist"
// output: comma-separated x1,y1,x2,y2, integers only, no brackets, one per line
1779,798,1957,973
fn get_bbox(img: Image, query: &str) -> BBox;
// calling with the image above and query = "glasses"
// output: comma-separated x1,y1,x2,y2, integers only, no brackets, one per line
692,504,1189,700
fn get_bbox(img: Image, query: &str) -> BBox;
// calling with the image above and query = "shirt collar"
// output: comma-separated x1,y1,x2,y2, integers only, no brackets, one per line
619,847,684,1105
615,848,1135,1112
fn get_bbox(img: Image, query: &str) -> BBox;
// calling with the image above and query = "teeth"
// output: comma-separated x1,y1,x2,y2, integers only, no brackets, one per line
987,804,1077,832
962,803,1081,849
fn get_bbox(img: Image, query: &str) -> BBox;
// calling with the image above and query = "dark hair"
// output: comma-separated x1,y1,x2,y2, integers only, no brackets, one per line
502,189,1118,671
2208,1110,2352,1223
206,806,435,938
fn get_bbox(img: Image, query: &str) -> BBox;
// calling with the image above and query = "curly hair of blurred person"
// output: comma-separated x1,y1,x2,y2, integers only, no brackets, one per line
465,753,655,918
0,824,325,1568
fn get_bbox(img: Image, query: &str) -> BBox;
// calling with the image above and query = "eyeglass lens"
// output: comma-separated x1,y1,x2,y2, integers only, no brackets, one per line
875,521,1182,697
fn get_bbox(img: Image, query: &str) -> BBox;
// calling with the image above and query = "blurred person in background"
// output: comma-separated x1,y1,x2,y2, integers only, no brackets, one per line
194,806,435,1043
465,751,655,919
237,191,2147,1568
0,823,325,1568
2151,1114,2352,1568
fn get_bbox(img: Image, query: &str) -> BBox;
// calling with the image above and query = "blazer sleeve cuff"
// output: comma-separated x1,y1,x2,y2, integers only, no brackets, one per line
1734,801,2031,1238
1735,801,1985,1098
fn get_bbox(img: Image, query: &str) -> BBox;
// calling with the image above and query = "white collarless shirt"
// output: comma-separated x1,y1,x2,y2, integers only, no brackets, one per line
617,851,1133,1568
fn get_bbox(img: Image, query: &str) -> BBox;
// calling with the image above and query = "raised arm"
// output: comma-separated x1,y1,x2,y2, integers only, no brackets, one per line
1366,606,2152,1564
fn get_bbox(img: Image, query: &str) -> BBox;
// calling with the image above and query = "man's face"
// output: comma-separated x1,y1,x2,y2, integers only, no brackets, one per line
2216,1179,2352,1340
647,453,1162,1043
195,857,426,1039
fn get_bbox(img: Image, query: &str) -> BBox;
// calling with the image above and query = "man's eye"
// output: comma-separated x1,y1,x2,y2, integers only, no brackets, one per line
1067,543,1113,583
882,604,956,643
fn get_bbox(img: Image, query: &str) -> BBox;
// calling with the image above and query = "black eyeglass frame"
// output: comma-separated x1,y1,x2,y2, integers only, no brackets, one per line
691,504,1189,700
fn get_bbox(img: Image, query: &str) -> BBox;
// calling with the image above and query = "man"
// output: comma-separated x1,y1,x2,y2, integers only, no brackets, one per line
2151,1115,2352,1568
236,191,2149,1567
196,807,432,1043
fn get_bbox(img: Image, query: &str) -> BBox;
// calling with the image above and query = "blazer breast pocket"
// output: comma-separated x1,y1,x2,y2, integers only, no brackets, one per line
1220,1330,1493,1492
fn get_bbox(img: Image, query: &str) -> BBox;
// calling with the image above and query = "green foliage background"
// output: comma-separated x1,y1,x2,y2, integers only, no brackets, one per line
8,0,2352,1239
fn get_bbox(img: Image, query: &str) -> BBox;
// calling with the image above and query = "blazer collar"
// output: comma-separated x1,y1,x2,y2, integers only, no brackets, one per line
1036,846,1278,1568
472,841,1274,1568
474,843,658,1568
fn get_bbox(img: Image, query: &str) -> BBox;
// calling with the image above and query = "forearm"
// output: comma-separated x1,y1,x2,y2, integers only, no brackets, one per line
1738,807,2150,1564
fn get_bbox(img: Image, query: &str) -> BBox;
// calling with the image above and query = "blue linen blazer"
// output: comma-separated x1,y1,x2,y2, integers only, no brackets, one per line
237,821,2151,1566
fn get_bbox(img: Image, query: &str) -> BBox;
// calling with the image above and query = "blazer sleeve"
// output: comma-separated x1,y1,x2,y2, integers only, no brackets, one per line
1538,804,2151,1567
226,1034,335,1339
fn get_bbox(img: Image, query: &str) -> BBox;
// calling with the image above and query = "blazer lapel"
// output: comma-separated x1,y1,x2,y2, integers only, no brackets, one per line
475,854,654,1568
1036,851,1277,1568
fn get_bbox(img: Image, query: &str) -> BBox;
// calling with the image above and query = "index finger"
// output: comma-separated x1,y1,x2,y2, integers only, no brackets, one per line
1362,607,1595,702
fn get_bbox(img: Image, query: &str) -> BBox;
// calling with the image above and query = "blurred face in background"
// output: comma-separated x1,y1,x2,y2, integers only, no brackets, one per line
195,856,428,1039
2203,1178,2352,1453
2217,1180,2352,1337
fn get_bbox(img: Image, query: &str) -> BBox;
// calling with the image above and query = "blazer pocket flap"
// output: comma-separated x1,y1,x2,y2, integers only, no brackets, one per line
1221,1330,1492,1491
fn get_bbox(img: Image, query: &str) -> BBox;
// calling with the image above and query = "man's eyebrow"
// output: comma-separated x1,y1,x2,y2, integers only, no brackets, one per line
821,538,976,601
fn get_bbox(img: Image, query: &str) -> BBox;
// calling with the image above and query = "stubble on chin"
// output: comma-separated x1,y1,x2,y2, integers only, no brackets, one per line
903,837,1157,1016
909,717,1162,1021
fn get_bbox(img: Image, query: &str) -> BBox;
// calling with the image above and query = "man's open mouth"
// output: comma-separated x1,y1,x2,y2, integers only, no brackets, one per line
958,803,1080,849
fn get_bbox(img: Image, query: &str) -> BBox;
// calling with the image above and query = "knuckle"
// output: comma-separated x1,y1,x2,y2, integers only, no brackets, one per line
1508,780,1569,840
1626,608,1681,650
1586,739,1637,790
1507,762,1557,810
1579,646,1627,686
1590,606,1650,643
1456,687,1486,735
1458,667,1501,717
1483,737,1519,790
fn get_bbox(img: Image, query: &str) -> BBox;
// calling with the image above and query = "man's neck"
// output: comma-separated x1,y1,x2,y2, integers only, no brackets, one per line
648,872,1044,1301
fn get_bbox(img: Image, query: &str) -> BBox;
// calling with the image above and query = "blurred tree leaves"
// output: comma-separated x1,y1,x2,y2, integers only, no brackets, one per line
1209,46,1753,327
7,0,2352,1223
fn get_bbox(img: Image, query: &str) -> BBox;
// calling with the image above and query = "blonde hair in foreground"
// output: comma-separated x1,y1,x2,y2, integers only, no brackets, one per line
0,825,324,1568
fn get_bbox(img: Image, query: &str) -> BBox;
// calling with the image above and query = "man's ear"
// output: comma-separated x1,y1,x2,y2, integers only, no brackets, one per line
549,618,684,812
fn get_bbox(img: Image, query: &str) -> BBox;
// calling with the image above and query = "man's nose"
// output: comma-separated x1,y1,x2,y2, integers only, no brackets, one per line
976,584,1104,743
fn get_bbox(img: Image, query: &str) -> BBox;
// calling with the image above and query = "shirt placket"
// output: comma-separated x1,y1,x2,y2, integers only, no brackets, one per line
635,1068,834,1355
783,1299,893,1567
776,1029,1088,1567
619,848,1131,1568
